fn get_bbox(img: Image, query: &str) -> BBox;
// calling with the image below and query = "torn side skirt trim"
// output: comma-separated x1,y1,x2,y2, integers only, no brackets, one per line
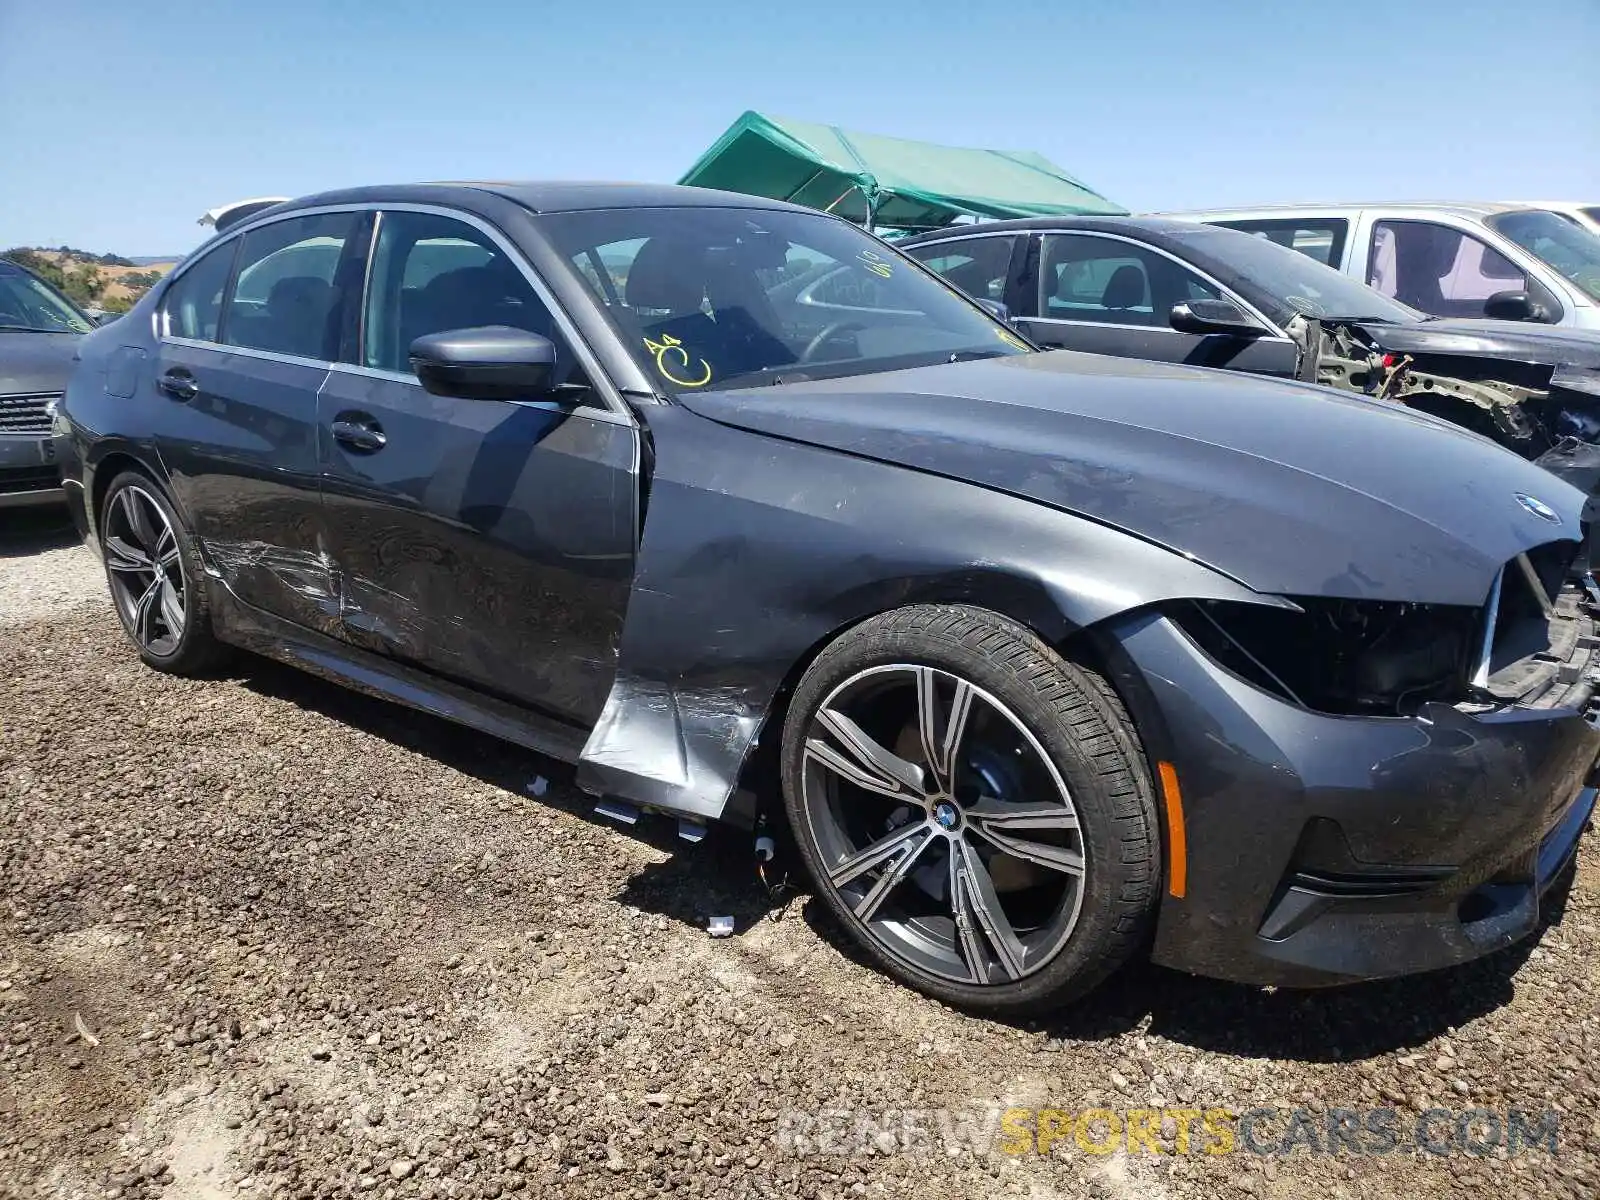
576,672,764,822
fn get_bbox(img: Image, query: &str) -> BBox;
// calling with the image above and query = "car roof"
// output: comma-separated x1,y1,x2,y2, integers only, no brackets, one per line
1156,201,1540,219
897,214,1207,245
263,180,813,219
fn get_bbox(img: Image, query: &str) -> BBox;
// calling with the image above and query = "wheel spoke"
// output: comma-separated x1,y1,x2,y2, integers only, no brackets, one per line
132,578,162,646
157,579,185,638
967,797,1084,875
122,489,159,551
950,839,1027,981
811,706,927,797
104,536,152,574
154,523,178,569
850,825,938,922
915,667,975,792
829,819,932,890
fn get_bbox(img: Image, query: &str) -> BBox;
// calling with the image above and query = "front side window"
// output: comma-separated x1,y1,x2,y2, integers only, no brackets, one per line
1171,225,1419,324
162,244,237,342
223,213,360,359
903,236,1017,303
1214,218,1349,268
363,211,581,389
1367,220,1527,318
1487,209,1600,302
1038,234,1219,327
0,262,94,334
541,206,1027,394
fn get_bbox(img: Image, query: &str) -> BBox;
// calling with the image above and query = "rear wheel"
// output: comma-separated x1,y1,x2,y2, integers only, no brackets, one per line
781,605,1159,1014
100,471,228,675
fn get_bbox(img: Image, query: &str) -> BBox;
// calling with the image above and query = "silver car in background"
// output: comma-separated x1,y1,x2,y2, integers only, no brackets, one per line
1165,202,1600,332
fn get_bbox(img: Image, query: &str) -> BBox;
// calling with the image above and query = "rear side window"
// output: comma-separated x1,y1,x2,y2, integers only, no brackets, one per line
222,213,361,360
1214,218,1348,267
904,236,1018,302
162,244,236,342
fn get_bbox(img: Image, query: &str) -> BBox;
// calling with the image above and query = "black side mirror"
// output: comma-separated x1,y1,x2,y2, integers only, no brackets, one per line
410,326,558,400
974,297,1012,323
1169,298,1265,337
1484,289,1550,323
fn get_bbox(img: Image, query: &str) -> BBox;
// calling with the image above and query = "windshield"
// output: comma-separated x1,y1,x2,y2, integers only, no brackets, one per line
539,206,1031,393
0,262,94,333
1487,209,1600,301
1175,225,1422,324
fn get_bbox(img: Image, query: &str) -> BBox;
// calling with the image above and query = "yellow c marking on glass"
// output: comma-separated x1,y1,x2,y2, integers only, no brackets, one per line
996,328,1032,351
643,332,713,388
858,248,893,279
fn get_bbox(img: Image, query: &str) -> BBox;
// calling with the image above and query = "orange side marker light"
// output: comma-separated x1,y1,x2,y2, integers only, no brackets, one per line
1157,761,1187,899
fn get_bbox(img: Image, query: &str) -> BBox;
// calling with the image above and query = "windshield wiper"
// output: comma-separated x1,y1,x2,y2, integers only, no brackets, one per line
947,348,1009,363
0,324,70,333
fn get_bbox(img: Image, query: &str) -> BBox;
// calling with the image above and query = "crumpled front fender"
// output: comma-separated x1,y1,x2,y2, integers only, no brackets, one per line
576,406,1286,823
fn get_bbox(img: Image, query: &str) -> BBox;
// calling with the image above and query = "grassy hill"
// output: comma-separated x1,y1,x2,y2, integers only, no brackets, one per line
1,247,178,313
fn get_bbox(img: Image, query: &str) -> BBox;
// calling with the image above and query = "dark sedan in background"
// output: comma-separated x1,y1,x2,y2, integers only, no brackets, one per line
901,217,1600,497
57,182,1600,1013
0,258,95,510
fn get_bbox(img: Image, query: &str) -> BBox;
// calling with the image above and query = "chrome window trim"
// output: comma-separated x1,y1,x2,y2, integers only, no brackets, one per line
163,334,329,371
321,360,632,427
1024,315,1297,348
157,200,634,422
1034,229,1290,337
903,229,1024,248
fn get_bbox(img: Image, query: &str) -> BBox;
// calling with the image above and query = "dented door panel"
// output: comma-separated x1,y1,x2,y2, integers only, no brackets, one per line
155,343,337,633
317,367,636,726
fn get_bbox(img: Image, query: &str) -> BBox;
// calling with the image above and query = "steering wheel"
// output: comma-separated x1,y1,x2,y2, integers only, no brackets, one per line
800,320,869,363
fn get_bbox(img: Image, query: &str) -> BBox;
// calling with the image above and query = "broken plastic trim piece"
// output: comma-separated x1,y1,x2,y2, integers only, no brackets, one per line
707,916,735,938
593,799,640,825
1472,568,1505,689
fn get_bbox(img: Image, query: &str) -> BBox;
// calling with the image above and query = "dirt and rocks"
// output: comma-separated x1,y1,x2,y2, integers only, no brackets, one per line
2,530,1598,1200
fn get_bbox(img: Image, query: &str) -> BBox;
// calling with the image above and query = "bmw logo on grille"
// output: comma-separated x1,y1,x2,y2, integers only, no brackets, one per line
1516,493,1562,524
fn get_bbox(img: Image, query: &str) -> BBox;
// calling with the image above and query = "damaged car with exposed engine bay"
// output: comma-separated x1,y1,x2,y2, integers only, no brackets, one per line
57,182,1600,1014
902,216,1600,501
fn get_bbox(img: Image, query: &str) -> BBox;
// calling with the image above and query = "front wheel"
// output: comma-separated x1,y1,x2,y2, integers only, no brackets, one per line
780,605,1160,1015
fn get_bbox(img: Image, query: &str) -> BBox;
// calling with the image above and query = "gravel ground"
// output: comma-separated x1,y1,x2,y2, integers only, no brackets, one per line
2,527,1598,1200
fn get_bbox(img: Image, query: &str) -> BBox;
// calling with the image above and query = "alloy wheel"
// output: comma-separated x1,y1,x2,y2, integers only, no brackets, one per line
103,485,187,656
799,664,1087,985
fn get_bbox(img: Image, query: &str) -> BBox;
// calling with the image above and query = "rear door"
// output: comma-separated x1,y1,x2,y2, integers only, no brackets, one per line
1014,232,1299,375
155,210,368,633
316,207,637,727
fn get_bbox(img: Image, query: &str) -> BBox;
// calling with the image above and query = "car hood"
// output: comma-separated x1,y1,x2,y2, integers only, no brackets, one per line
1346,317,1600,372
677,351,1585,607
0,329,81,396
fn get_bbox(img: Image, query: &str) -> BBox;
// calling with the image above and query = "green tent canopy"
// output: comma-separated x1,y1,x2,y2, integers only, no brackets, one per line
678,111,1126,231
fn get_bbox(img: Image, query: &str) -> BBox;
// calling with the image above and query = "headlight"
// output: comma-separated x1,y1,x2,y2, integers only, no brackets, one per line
1169,596,1478,716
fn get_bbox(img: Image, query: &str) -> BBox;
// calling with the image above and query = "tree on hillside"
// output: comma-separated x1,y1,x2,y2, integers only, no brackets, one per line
1,248,108,307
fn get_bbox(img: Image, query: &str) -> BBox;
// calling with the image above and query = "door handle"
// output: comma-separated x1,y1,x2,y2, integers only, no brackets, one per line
332,417,387,453
157,369,198,401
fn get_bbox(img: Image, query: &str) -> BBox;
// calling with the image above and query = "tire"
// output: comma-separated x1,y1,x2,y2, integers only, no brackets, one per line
780,604,1159,1015
99,470,229,675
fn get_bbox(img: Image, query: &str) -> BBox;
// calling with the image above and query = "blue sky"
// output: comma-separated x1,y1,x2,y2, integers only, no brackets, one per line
3,0,1597,255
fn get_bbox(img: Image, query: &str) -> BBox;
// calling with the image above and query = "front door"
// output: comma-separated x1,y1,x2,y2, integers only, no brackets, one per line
317,208,637,727
1014,232,1299,376
154,210,367,633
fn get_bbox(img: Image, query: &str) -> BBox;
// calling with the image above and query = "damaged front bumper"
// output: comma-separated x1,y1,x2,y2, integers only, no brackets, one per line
1111,582,1600,988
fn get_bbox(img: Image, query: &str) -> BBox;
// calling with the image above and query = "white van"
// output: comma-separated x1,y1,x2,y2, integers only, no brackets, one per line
1164,203,1600,332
